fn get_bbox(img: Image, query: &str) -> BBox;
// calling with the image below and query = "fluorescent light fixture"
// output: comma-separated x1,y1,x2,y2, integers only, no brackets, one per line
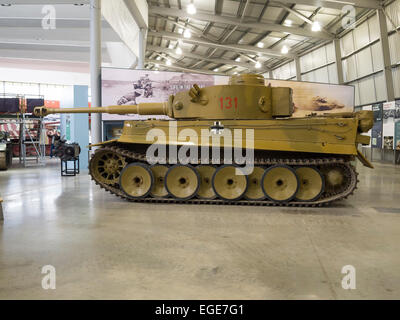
257,42,264,48
156,56,161,61
155,64,159,67
178,28,184,34
255,61,261,69
187,3,196,15
168,44,174,49
281,45,289,54
166,59,172,66
235,57,241,62
285,19,292,26
176,47,182,55
213,68,219,72
312,21,321,32
183,29,191,38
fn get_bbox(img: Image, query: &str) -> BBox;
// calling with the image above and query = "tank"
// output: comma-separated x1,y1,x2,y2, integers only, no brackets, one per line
33,74,374,206
0,131,13,170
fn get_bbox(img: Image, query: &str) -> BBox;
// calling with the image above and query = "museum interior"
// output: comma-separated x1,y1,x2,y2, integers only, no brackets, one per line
0,0,399,301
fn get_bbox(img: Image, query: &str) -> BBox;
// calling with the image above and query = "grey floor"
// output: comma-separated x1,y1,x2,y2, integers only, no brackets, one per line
0,158,399,300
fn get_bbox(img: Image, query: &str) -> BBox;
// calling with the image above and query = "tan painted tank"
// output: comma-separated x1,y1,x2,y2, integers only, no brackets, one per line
34,74,373,206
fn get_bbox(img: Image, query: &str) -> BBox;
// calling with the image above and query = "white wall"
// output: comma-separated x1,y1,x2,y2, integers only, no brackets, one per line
0,59,89,86
270,0,400,107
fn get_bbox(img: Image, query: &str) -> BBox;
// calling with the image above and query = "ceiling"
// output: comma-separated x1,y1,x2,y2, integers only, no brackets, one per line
0,1,139,72
145,0,383,75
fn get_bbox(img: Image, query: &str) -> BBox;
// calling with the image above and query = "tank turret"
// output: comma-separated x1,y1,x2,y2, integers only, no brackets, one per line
33,73,373,207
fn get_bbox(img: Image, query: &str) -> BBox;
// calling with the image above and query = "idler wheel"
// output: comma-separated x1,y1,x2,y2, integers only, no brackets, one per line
212,165,248,201
244,167,266,200
150,165,169,198
90,149,126,184
119,163,154,198
262,164,299,202
295,167,324,201
165,164,200,200
196,165,216,199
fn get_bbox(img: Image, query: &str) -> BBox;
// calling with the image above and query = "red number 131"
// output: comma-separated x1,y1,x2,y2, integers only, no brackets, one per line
220,97,238,110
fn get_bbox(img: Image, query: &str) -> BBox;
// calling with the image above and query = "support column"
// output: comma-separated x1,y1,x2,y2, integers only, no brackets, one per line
333,39,344,84
295,57,301,81
268,70,274,79
137,28,146,69
377,9,395,102
90,0,102,146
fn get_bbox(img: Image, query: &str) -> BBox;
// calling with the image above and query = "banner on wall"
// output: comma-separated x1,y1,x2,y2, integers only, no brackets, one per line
265,79,354,117
371,103,383,148
101,69,354,120
383,101,396,150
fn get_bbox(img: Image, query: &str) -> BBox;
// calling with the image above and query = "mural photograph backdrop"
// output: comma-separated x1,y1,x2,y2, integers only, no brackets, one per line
101,69,354,121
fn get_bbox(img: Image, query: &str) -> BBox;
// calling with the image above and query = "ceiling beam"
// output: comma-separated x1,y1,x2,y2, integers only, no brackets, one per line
146,45,259,70
270,0,381,10
148,30,296,58
149,6,333,40
276,2,335,37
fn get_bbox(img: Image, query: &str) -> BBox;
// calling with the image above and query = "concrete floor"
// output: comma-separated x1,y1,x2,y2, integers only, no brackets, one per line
0,159,399,300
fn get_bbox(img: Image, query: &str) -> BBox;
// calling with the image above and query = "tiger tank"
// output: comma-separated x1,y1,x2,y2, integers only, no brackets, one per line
33,74,374,206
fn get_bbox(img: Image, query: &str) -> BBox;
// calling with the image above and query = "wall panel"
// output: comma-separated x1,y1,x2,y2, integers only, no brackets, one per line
388,33,400,65
371,42,383,72
358,76,376,105
341,32,354,56
356,47,373,77
354,20,370,50
328,64,338,84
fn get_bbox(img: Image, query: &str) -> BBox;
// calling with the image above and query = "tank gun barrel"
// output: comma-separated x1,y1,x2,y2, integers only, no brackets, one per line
33,102,170,117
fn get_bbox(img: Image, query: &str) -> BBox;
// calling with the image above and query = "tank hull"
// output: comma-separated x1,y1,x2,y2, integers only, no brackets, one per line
105,116,368,157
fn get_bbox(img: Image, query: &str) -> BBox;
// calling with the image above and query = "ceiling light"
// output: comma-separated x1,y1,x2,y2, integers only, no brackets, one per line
312,21,321,32
178,28,184,34
255,61,261,69
176,47,182,55
183,29,191,38
1,4,11,6
156,56,161,61
155,63,159,67
284,19,292,26
187,3,196,15
213,68,219,72
257,42,264,48
235,57,241,62
168,44,174,49
281,45,289,54
166,59,172,66
233,71,238,75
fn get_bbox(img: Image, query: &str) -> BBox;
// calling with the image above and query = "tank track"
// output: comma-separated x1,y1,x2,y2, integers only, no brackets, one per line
89,144,358,207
